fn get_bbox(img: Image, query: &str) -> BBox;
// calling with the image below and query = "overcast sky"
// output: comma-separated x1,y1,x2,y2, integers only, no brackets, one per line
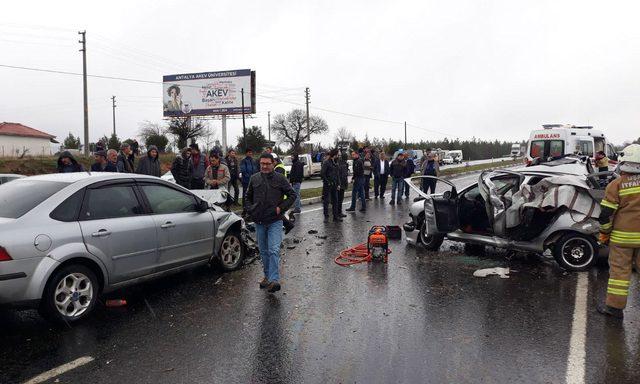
1,0,639,149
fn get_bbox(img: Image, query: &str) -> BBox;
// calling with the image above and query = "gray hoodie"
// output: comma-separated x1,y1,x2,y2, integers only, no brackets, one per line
136,145,161,177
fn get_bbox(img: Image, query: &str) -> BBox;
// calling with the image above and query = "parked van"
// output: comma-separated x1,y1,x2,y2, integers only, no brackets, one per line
283,153,322,179
526,124,617,163
448,150,463,163
510,143,522,157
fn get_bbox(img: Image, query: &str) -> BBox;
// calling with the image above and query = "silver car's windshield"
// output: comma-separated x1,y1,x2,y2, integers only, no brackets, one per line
0,180,69,218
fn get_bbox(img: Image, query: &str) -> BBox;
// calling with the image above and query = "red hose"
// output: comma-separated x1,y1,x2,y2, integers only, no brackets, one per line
335,243,391,266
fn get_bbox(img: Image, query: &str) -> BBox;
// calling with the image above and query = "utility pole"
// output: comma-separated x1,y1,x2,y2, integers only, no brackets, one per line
305,87,310,141
267,111,271,141
111,96,116,136
404,121,407,146
241,88,247,150
79,31,89,156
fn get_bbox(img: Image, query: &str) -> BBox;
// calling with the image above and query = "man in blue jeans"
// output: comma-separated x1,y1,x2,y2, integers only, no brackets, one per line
346,150,366,212
246,153,296,293
288,153,305,217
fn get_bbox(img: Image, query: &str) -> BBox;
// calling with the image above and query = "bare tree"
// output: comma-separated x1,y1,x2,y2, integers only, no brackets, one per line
333,126,354,146
166,117,213,150
138,120,164,142
271,109,329,152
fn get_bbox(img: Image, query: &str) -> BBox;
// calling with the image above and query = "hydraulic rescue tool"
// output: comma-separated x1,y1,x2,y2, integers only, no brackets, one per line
335,226,391,266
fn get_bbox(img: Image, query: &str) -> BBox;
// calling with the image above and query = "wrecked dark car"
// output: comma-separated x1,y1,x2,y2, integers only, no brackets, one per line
403,157,616,271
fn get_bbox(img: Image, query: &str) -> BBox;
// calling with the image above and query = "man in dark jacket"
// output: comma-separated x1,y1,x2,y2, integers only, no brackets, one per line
240,149,258,214
117,143,135,173
346,150,366,212
404,154,416,198
131,139,140,156
188,143,207,189
374,152,390,199
91,150,108,172
57,151,84,173
246,153,296,293
225,149,240,203
171,147,192,188
321,149,342,222
337,152,350,217
136,145,161,177
389,152,407,205
105,150,119,172
289,153,305,215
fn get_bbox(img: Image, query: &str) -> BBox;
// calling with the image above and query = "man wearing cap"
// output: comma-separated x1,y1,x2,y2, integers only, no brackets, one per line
91,150,108,172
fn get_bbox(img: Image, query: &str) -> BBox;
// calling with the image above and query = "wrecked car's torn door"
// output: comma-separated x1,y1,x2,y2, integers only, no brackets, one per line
478,170,525,237
404,176,460,234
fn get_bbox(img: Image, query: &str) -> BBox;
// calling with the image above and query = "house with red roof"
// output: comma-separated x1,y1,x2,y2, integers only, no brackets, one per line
0,122,58,157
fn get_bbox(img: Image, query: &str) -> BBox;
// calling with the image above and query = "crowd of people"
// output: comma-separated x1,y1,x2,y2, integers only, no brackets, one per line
56,141,446,295
316,147,442,221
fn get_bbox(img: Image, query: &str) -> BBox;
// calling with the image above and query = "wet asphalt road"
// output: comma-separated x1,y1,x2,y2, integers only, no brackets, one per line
1,172,639,384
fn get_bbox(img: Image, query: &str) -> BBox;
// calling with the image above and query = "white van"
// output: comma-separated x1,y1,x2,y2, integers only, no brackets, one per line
510,143,521,157
526,124,617,163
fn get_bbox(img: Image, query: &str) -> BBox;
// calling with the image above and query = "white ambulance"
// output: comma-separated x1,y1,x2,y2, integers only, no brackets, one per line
526,124,618,163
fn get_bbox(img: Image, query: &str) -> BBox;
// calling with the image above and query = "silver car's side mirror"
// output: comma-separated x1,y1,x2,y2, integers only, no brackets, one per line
197,199,209,212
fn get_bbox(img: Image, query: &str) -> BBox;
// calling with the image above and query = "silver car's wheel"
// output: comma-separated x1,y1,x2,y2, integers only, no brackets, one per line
219,231,245,271
39,264,99,324
419,221,444,251
553,233,598,271
54,272,94,318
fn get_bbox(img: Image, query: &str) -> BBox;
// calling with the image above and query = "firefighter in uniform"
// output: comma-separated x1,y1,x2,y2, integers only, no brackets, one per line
597,144,640,318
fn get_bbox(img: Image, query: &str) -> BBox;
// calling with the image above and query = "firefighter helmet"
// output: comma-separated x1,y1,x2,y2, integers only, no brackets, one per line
619,144,640,174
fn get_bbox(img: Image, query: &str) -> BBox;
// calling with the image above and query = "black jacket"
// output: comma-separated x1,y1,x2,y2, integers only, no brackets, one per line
57,151,84,173
289,160,305,184
117,152,135,173
136,145,161,177
404,158,416,177
226,157,240,180
374,158,390,176
104,161,118,172
321,158,339,187
390,158,407,179
338,160,349,189
171,155,192,188
352,158,364,179
246,172,296,225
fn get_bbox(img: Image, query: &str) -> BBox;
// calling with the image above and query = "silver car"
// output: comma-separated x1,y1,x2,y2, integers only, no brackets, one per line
0,173,25,185
403,157,613,271
0,173,246,323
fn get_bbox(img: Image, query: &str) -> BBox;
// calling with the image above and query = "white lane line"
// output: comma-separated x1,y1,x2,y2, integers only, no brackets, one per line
566,273,588,384
23,356,95,384
301,202,351,214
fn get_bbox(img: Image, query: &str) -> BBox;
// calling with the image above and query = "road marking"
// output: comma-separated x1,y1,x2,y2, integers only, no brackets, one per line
23,356,94,384
566,273,588,384
301,202,350,214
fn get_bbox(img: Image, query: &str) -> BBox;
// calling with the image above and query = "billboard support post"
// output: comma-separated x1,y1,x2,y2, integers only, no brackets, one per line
221,115,227,151
241,88,246,151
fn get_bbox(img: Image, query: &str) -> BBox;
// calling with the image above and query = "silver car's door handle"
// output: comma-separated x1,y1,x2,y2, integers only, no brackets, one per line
160,222,176,229
91,229,112,237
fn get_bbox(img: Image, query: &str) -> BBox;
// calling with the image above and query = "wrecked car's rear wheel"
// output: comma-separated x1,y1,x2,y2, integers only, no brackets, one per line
553,233,597,271
419,222,444,251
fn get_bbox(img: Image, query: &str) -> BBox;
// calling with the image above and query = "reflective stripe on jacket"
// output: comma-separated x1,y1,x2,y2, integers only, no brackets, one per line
599,173,640,247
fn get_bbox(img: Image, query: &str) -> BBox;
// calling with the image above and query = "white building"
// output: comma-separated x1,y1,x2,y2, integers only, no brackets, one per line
0,122,57,157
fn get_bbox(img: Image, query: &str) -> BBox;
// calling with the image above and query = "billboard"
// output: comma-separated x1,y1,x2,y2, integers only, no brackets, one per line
163,69,256,117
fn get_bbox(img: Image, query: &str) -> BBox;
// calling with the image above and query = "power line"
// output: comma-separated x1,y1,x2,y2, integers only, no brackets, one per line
0,62,465,139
